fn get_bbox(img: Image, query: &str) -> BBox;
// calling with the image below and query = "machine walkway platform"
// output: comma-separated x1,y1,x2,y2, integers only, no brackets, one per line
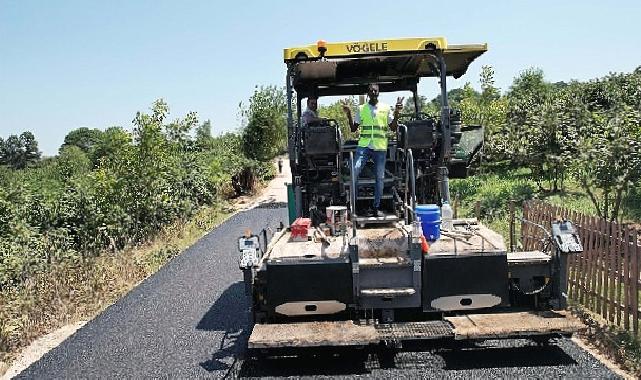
248,311,584,349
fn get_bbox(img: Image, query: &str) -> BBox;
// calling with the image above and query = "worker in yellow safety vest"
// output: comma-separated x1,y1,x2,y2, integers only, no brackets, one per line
342,84,403,217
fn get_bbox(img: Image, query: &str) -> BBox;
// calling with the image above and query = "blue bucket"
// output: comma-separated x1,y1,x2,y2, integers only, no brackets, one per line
415,204,441,241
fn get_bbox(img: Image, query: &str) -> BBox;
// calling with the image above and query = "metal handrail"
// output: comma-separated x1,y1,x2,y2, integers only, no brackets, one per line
349,151,357,237
336,127,344,197
407,148,417,222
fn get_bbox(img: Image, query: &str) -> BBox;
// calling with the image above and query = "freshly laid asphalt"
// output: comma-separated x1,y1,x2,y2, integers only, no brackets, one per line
17,203,621,379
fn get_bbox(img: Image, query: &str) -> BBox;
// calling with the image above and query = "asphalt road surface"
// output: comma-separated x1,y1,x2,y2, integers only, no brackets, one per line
17,203,621,379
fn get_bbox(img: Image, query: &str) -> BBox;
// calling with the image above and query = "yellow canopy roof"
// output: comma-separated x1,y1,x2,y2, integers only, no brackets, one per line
285,38,488,97
284,37,451,61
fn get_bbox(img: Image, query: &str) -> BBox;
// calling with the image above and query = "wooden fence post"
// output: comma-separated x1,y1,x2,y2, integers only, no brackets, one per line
632,229,639,335
616,223,623,327
624,226,631,331
585,216,595,309
579,212,587,305
509,200,515,252
454,193,459,219
609,222,618,322
590,216,598,310
522,201,530,251
569,209,579,301
595,218,602,311
601,219,610,319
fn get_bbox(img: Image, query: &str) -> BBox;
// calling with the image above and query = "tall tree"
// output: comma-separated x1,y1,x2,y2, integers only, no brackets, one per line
195,120,214,150
20,131,41,165
60,127,103,155
430,88,469,110
93,126,132,162
240,86,287,161
0,131,41,169
318,97,358,139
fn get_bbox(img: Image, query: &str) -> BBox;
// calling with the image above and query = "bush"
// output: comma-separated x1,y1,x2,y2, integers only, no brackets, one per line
0,100,274,289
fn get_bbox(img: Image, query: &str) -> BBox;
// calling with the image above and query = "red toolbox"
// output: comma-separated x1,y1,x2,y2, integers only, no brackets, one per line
291,217,311,242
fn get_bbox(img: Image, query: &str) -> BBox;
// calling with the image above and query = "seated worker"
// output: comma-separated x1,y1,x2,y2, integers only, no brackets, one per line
342,84,403,217
300,96,319,127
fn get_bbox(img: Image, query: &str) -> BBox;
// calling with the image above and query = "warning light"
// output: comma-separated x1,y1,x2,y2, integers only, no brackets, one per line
317,40,327,58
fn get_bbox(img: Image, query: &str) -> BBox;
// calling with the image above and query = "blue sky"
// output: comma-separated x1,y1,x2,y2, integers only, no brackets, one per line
1,1,640,155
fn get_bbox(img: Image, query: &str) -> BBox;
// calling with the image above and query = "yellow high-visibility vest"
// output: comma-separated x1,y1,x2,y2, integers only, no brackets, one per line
358,103,389,151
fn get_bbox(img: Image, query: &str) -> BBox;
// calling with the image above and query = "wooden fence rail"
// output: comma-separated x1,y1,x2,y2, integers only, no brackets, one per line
521,200,641,335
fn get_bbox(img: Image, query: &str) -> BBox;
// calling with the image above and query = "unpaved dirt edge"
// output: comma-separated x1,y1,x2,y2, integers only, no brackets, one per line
572,337,634,379
1,322,88,380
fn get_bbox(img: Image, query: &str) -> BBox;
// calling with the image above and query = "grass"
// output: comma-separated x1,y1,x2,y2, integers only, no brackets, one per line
450,166,640,243
450,166,641,376
451,167,539,242
0,201,235,375
572,304,641,377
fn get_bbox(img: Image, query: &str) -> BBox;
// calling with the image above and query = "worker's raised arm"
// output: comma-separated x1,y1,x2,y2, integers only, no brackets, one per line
389,96,404,132
341,99,359,132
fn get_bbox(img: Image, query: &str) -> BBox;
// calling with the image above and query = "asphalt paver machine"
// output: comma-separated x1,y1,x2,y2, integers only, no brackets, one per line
238,37,584,355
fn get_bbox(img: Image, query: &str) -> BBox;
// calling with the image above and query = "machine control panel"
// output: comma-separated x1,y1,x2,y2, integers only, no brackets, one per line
238,235,261,269
551,221,583,253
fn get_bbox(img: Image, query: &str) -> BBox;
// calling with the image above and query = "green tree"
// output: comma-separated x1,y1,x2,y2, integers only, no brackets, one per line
573,106,641,221
0,131,41,169
195,120,214,150
430,88,467,110
57,145,92,179
165,111,198,151
403,95,429,115
93,126,132,162
240,86,287,161
457,67,507,162
570,71,641,221
60,127,103,155
318,97,358,139
505,68,555,165
21,132,41,165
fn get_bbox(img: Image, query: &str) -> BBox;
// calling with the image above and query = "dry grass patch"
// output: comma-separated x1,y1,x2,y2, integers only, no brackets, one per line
0,203,232,375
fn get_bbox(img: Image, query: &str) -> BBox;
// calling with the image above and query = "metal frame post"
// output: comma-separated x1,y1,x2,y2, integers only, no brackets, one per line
437,51,451,204
286,63,295,162
286,63,303,217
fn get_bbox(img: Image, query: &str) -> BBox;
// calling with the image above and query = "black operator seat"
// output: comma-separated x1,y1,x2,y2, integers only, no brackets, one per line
397,117,435,149
303,118,341,155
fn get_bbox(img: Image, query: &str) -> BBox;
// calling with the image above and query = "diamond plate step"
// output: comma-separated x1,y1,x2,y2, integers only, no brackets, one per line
376,320,454,341
361,287,416,297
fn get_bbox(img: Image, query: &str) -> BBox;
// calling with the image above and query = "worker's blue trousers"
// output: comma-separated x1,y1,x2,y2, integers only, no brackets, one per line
353,146,386,209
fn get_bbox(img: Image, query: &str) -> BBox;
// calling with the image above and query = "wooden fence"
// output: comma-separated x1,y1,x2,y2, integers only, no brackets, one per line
520,200,641,335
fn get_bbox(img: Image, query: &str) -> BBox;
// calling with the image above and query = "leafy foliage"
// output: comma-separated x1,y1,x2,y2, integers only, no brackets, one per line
450,67,641,221
318,97,358,139
0,99,273,289
240,86,287,161
0,132,41,169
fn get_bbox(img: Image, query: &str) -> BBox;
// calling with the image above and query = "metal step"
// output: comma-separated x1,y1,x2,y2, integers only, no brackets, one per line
361,287,416,297
344,178,396,186
354,214,400,225
356,194,393,200
507,250,550,265
446,310,584,340
376,321,454,341
249,321,378,348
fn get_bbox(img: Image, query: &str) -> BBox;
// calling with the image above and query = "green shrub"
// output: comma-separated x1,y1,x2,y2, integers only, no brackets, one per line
0,100,275,289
